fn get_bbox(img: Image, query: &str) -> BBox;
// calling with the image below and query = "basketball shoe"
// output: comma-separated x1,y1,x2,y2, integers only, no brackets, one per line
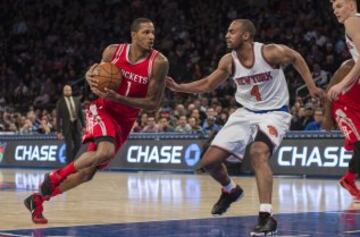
24,193,48,224
339,176,359,196
250,212,277,236
211,185,243,215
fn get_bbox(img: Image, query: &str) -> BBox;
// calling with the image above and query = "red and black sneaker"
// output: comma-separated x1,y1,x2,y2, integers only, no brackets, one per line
24,193,48,224
339,176,360,196
40,172,60,198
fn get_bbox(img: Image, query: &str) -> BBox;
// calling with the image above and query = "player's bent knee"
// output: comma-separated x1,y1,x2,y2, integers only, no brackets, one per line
249,143,270,169
84,170,97,182
95,150,114,166
79,168,98,182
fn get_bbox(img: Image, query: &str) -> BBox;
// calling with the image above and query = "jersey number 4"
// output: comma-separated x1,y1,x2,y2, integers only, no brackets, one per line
250,85,262,101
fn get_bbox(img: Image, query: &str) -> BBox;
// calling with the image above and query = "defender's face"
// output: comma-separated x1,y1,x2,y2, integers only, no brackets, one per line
332,0,355,23
133,22,155,50
225,21,248,50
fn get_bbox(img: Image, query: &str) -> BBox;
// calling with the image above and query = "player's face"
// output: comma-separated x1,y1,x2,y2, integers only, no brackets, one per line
225,22,249,50
332,0,355,23
133,22,155,50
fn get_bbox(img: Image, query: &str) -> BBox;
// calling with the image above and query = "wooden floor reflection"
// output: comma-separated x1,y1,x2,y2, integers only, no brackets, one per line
0,168,356,231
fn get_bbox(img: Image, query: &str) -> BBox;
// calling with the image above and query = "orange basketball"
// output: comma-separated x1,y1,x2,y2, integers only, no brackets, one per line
93,62,122,92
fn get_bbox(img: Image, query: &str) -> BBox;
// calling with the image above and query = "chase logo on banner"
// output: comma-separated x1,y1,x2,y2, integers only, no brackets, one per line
0,142,6,163
58,144,67,164
184,144,201,167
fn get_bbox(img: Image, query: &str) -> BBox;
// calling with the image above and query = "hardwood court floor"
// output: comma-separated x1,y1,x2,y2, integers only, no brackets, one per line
0,168,357,235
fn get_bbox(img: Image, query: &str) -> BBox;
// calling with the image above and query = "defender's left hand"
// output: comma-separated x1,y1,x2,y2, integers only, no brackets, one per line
309,86,324,99
327,82,345,101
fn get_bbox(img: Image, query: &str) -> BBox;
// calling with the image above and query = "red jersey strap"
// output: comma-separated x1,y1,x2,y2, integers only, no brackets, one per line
147,50,159,77
111,44,126,64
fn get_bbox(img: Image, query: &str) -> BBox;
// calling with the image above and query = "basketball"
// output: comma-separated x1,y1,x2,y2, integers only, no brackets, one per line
93,62,122,92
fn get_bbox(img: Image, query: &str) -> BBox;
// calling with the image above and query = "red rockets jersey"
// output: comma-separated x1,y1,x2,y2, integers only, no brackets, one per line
95,44,159,120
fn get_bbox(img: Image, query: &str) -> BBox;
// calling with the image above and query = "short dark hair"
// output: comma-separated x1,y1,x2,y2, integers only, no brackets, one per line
130,18,153,32
233,19,256,39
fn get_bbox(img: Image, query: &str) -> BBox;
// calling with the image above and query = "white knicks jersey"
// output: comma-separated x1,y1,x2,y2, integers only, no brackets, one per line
345,13,360,62
231,42,289,111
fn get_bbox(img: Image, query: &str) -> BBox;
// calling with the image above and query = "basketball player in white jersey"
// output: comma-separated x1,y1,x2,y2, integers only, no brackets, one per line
166,19,322,236
328,0,360,100
326,0,360,199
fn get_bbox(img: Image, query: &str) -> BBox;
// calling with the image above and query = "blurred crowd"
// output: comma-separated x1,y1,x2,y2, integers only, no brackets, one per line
0,0,352,133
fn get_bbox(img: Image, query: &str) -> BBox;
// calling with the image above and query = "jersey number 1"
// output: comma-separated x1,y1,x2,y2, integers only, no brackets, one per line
125,81,132,96
250,85,262,101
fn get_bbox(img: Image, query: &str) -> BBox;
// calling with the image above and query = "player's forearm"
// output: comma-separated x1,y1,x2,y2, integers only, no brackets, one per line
323,98,333,121
292,54,317,90
341,61,360,87
177,78,212,93
113,94,160,111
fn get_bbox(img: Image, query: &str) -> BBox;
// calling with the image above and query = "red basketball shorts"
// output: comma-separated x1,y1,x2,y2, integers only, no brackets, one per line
82,103,135,168
332,101,360,151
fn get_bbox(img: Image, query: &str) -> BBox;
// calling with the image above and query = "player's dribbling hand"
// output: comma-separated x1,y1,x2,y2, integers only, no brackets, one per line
165,76,181,92
91,87,119,101
85,63,99,88
90,87,106,98
103,88,119,101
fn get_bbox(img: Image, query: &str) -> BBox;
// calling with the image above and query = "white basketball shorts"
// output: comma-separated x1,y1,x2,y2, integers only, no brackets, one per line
211,108,292,162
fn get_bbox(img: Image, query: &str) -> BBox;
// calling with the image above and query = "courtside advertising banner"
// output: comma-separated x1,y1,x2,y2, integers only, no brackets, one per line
0,136,351,176
0,140,66,168
109,139,205,171
271,138,351,176
0,138,205,172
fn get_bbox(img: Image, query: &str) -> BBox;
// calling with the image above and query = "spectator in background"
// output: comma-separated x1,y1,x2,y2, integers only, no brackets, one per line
174,104,187,117
175,115,192,133
188,117,204,134
158,117,175,132
139,113,148,129
26,110,41,132
305,109,324,131
142,116,160,133
131,120,143,133
56,85,84,164
312,63,329,87
302,104,315,128
202,115,221,136
20,118,34,134
37,115,53,134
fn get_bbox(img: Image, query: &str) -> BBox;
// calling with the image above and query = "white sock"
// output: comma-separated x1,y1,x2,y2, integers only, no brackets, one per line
223,179,236,193
259,203,272,214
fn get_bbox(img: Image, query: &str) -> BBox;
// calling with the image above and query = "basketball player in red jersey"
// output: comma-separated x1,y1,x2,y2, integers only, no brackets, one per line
327,0,360,199
24,18,169,224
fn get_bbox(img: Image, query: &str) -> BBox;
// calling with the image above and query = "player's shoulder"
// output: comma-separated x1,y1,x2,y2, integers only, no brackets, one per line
219,53,233,64
341,59,355,69
102,44,124,62
344,15,360,32
104,44,120,52
153,52,169,66
346,14,360,23
262,43,285,52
